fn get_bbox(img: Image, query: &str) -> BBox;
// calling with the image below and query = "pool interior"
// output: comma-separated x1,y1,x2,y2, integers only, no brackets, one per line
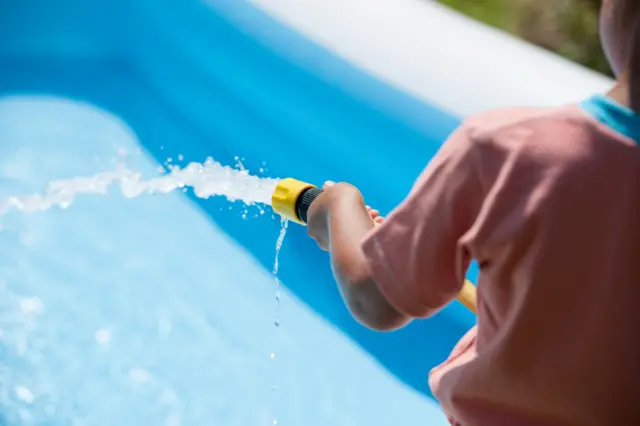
0,0,476,424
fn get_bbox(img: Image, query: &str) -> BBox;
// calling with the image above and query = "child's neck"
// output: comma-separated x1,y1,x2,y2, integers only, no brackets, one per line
608,73,630,106
607,70,640,112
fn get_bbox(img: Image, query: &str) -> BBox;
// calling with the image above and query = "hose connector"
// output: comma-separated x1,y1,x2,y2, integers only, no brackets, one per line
271,178,323,225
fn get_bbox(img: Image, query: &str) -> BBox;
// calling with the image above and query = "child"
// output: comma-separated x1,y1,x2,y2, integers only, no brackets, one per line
305,1,640,425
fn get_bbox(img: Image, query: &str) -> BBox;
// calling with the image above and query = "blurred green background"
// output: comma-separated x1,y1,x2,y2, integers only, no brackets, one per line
438,0,611,76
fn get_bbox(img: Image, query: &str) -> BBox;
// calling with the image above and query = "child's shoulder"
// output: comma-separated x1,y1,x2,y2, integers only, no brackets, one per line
459,103,607,164
461,104,585,141
450,103,622,182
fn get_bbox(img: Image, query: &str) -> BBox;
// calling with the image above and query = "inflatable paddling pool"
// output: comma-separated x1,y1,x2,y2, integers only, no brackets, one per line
0,0,611,424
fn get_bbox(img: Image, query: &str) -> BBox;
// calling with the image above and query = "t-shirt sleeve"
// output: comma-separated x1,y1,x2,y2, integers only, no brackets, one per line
361,123,484,318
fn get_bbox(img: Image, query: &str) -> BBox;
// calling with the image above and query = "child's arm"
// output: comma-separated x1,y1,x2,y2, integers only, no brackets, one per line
306,183,410,331
307,123,483,330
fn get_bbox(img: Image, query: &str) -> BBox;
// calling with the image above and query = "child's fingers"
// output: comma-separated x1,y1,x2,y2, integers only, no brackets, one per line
366,206,384,224
323,180,335,189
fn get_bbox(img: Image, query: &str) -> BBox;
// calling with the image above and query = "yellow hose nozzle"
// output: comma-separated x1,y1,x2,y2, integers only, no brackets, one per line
271,178,478,314
271,178,319,225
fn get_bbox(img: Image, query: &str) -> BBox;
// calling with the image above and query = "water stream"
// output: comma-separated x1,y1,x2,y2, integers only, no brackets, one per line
0,158,281,215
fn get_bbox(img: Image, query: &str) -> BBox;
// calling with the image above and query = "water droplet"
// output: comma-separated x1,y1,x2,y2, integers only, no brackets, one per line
15,386,34,404
274,320,280,327
94,328,111,344
269,353,276,359
19,297,43,314
129,367,150,383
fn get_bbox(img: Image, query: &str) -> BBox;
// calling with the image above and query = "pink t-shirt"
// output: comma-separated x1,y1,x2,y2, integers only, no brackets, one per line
361,98,640,426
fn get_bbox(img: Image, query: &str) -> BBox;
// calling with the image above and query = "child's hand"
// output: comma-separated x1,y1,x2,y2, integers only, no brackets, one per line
323,181,384,224
307,181,362,251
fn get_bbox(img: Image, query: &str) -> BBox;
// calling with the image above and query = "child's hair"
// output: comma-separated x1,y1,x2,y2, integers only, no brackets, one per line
625,1,640,110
